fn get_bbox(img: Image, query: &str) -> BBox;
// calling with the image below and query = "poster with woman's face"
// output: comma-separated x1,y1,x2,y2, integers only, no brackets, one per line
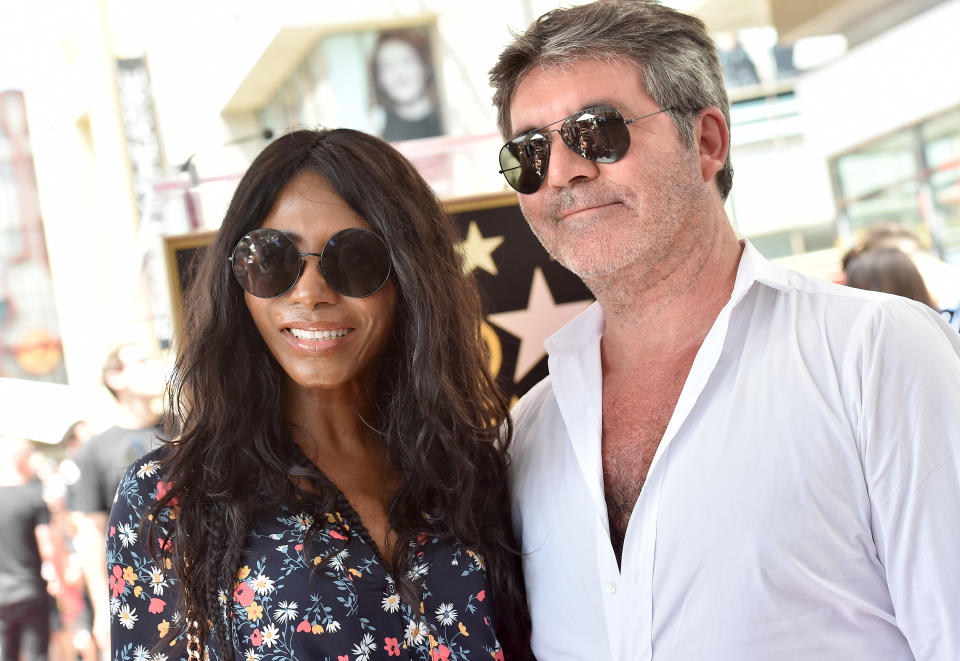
258,24,444,144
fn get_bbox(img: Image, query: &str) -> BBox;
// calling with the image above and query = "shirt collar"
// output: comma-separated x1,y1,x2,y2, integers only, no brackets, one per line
544,240,791,357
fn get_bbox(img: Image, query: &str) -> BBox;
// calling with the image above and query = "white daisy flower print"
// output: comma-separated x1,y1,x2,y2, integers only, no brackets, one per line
351,632,377,660
381,593,401,613
435,602,457,626
244,650,259,661
273,600,298,622
110,597,121,615
250,573,275,595
136,461,160,478
133,644,151,661
117,605,138,629
153,655,167,661
117,523,138,548
294,513,313,530
404,619,427,646
261,623,280,648
328,549,350,571
406,562,429,581
325,620,341,633
148,567,167,595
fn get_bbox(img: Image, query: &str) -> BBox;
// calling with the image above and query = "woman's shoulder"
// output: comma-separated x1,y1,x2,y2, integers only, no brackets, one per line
112,447,172,520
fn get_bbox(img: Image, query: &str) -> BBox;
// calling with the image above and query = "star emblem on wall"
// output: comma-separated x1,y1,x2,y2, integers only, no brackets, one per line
458,220,505,275
487,267,592,382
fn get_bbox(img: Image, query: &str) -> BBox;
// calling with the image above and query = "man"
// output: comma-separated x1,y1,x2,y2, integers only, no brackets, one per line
489,2,960,659
0,437,57,661
67,343,164,658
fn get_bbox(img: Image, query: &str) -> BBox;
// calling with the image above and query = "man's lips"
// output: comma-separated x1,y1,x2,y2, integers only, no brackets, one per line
558,201,623,220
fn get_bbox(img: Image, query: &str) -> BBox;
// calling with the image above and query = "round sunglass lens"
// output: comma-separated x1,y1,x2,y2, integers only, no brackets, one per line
321,228,391,298
231,229,302,298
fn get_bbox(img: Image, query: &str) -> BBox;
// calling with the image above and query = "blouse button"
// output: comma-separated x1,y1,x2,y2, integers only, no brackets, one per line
605,579,617,595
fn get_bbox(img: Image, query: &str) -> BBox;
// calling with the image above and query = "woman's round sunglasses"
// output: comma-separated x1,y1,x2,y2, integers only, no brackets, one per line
228,227,392,299
498,105,673,194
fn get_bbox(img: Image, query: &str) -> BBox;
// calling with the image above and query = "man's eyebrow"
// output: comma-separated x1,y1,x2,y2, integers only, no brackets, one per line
509,101,619,139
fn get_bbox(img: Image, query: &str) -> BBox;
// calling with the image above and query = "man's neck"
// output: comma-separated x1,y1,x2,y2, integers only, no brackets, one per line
114,395,159,430
591,217,743,365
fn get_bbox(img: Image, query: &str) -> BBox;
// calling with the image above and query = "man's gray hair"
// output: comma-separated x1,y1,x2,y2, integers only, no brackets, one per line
490,0,733,199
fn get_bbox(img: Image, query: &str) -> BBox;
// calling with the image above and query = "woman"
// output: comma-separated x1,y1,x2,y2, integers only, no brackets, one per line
843,246,937,309
370,29,442,142
107,129,530,660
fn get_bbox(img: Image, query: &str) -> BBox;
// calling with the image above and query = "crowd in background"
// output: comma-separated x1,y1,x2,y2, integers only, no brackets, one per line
1,343,164,661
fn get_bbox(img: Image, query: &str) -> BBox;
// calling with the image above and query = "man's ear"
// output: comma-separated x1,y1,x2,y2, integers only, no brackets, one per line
695,107,729,184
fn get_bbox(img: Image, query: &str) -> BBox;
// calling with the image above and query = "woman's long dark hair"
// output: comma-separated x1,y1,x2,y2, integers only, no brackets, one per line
145,129,530,658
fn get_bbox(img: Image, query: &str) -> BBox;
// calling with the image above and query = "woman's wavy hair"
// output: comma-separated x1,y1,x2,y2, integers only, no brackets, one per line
145,129,530,657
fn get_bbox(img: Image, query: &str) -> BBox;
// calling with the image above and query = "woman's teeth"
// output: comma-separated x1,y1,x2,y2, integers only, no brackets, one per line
288,328,351,340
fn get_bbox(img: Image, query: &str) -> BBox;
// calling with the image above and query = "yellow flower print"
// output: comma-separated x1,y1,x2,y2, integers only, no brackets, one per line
134,586,143,597
237,566,251,580
348,568,362,578
164,558,172,570
311,623,324,634
245,602,263,621
158,619,169,637
313,556,322,566
123,566,138,584
325,513,336,524
459,622,469,637
428,634,438,649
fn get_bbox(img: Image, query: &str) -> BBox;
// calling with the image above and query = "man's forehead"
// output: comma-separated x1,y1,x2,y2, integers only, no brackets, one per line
507,58,646,135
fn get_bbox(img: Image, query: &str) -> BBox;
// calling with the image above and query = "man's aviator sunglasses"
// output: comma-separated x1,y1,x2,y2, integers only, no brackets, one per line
229,227,392,299
498,105,673,194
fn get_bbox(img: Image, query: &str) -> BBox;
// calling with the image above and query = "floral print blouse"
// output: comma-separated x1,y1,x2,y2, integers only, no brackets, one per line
108,450,505,661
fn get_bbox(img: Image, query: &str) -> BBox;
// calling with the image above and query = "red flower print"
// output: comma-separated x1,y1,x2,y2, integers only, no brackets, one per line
338,656,349,661
295,543,303,552
329,530,348,541
110,526,116,536
484,617,490,625
384,637,400,656
296,620,311,633
417,533,429,546
250,629,263,647
234,582,254,607
429,645,451,661
477,590,486,602
493,651,505,661
109,565,125,598
155,481,179,505
158,537,172,552
148,598,166,614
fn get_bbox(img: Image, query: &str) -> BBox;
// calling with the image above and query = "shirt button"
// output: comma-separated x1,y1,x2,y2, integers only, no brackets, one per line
605,580,617,595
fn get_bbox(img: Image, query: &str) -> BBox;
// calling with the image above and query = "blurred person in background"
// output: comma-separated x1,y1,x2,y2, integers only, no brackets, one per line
0,436,58,661
42,422,98,661
370,28,443,142
845,223,960,327
67,344,164,658
843,246,938,309
107,129,530,660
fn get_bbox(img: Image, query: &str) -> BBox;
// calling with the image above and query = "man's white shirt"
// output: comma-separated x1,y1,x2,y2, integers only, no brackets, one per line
510,241,960,660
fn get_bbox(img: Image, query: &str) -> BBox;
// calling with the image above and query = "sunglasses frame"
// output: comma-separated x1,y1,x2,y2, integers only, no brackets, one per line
228,227,392,299
498,105,674,194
